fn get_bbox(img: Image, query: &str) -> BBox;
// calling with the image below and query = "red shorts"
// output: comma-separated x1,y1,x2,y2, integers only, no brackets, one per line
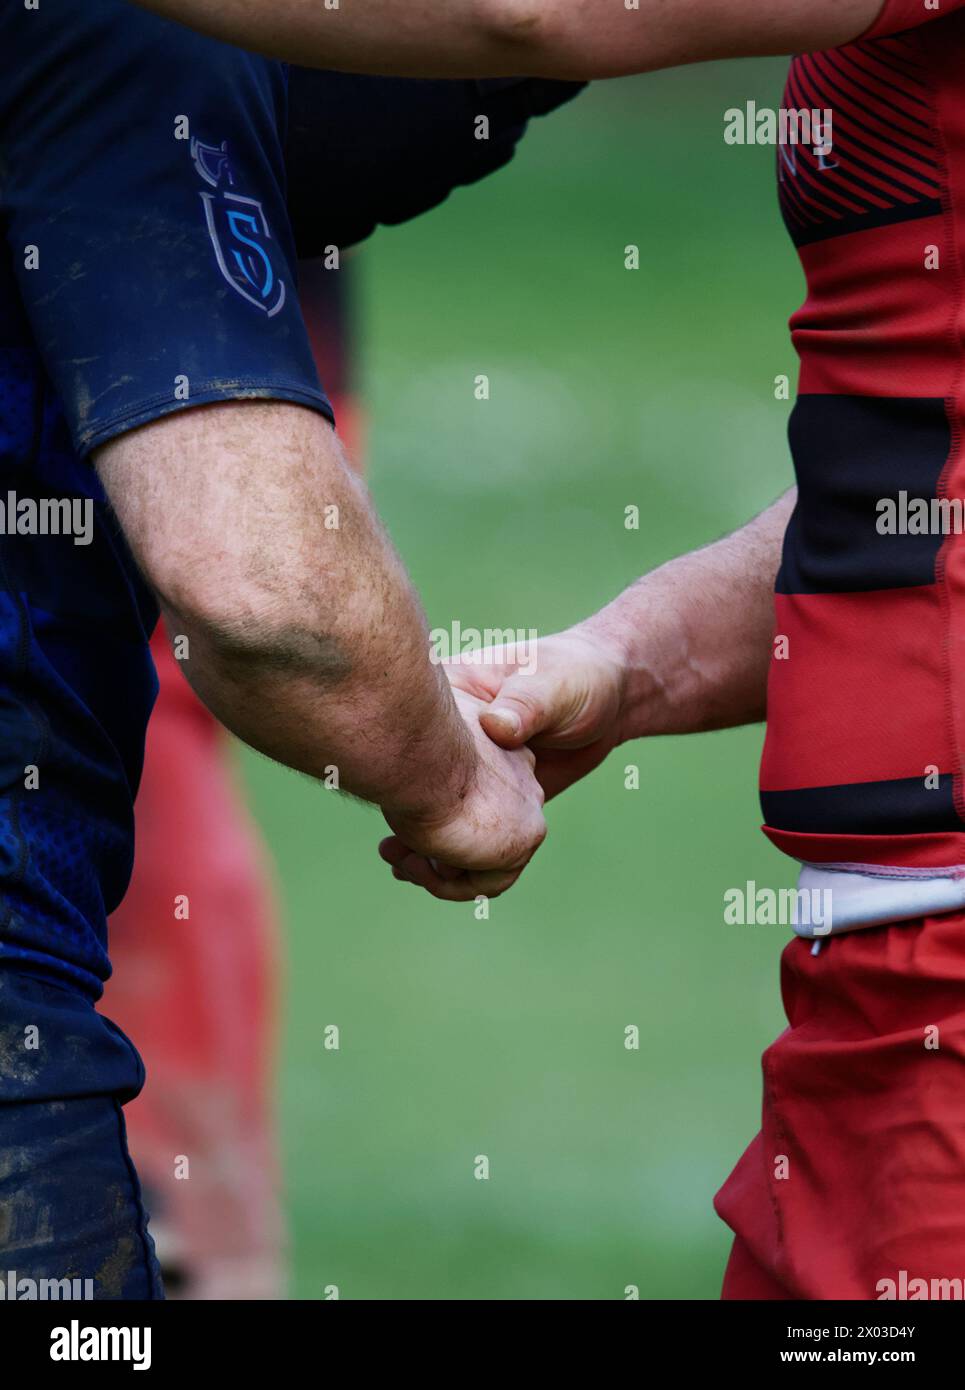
716,911,965,1300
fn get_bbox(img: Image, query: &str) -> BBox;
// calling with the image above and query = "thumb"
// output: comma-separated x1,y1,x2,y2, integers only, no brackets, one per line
479,673,555,748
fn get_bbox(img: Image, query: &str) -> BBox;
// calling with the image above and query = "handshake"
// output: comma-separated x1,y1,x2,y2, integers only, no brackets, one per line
380,626,627,901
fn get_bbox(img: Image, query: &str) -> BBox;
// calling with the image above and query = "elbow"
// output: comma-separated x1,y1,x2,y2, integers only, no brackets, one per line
469,0,556,66
159,575,353,687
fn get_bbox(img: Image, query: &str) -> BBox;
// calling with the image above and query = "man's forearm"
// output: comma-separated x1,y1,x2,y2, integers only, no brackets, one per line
161,591,474,821
129,0,555,76
96,402,475,823
129,0,884,79
582,489,794,743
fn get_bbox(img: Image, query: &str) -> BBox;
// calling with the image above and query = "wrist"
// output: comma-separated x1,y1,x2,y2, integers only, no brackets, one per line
577,573,705,743
379,669,479,829
561,615,630,740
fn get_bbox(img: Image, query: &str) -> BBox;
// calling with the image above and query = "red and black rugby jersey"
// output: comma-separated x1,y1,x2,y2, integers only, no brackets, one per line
760,0,965,872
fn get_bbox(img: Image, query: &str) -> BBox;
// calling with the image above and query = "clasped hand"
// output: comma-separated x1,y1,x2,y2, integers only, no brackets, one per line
380,630,625,900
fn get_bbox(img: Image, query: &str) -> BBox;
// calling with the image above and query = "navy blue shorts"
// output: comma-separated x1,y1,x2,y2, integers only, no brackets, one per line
0,970,164,1300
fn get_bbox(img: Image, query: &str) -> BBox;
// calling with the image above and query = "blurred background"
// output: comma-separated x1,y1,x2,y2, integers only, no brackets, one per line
224,57,809,1300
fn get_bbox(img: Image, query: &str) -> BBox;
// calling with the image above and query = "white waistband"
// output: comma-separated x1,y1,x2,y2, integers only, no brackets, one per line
793,863,965,938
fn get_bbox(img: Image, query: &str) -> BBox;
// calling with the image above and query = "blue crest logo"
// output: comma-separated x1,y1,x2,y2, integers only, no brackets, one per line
191,137,286,318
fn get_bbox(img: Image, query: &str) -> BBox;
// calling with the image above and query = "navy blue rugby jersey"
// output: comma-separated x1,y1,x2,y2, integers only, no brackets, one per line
0,0,331,997
0,0,579,999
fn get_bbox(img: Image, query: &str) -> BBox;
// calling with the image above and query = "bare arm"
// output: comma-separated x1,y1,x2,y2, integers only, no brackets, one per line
449,488,793,793
382,488,793,896
589,486,795,742
96,401,546,890
128,0,887,78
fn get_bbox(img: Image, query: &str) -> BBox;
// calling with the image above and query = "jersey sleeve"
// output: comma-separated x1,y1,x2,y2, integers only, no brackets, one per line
861,0,965,38
285,71,585,256
0,0,332,458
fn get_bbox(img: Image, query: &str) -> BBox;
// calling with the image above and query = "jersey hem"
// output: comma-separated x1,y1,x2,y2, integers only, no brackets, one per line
75,383,335,457
762,824,965,871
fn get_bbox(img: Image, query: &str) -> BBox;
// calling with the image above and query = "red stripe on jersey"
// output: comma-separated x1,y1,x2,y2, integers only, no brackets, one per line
793,216,956,396
761,588,951,791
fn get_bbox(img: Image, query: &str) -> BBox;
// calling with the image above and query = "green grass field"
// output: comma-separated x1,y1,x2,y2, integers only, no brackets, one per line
240,59,807,1300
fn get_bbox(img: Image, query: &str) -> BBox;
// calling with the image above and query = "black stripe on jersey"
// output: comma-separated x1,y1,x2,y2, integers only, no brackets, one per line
857,47,930,88
777,394,952,595
783,196,943,246
761,774,961,834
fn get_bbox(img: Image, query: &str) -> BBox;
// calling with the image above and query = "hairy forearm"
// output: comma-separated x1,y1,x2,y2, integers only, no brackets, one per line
96,402,475,821
582,488,794,741
159,590,472,818
128,0,884,78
